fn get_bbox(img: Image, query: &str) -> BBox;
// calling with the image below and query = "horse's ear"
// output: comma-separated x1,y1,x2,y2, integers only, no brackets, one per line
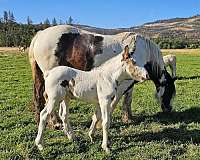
122,45,129,61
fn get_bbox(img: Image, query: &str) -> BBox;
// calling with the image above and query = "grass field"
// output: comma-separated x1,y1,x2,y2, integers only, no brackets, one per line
0,49,200,159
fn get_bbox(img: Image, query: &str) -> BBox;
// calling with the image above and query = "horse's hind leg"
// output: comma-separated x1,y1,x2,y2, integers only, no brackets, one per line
35,99,57,150
121,88,133,123
59,99,74,140
88,105,101,143
31,61,45,126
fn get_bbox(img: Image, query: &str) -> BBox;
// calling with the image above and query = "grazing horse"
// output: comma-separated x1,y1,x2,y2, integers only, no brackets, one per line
35,46,149,152
163,54,176,78
88,34,177,143
29,25,176,128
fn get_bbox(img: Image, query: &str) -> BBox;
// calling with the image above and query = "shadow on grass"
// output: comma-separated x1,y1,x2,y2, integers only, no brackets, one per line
177,76,200,80
131,106,200,125
110,107,200,158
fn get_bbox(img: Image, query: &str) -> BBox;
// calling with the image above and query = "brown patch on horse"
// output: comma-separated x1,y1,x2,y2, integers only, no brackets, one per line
55,33,104,71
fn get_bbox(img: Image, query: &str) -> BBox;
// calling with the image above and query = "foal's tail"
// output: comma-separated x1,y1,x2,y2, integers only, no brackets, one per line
28,31,45,125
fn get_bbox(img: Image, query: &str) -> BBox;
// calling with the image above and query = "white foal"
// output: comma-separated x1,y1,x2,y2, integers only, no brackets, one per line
35,46,148,152
163,54,176,78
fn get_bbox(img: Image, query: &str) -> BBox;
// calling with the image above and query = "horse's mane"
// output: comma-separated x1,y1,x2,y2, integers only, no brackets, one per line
135,34,165,79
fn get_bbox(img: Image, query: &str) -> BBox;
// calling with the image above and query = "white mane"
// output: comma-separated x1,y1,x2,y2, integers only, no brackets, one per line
133,34,165,76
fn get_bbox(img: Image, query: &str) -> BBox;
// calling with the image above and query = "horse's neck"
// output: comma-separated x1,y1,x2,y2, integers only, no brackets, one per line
95,54,128,82
93,35,124,67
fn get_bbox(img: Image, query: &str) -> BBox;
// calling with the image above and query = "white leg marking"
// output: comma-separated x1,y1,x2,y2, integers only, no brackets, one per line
35,99,56,150
59,99,74,140
89,106,101,143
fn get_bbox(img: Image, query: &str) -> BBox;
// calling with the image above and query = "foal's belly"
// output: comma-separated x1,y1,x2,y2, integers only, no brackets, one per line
72,84,98,104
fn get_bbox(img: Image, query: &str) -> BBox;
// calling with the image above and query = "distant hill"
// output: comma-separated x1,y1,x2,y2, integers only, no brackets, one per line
73,15,200,40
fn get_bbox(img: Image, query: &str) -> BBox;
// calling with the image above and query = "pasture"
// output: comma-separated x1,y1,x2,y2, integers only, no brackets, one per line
0,49,200,159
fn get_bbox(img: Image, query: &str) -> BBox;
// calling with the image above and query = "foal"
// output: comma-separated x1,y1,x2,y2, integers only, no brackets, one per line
35,46,148,152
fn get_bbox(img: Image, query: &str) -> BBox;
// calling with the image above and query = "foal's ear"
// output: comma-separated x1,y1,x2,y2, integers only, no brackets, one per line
122,45,129,61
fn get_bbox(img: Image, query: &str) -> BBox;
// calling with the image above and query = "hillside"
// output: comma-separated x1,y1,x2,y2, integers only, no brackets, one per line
73,15,200,40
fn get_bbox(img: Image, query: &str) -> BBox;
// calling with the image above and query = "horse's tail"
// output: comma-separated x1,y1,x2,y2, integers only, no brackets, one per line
28,31,45,125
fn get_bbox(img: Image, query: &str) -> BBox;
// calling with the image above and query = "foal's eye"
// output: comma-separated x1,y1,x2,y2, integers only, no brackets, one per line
130,58,136,64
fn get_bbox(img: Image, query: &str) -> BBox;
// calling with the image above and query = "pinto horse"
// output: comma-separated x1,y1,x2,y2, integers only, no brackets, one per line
29,25,176,128
35,46,149,152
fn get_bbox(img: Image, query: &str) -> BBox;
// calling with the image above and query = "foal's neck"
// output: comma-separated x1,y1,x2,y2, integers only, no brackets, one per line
97,54,130,83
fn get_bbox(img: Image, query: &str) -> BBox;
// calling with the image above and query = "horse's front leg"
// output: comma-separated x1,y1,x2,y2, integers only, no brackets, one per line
59,99,74,140
99,98,111,153
88,105,101,143
121,87,133,123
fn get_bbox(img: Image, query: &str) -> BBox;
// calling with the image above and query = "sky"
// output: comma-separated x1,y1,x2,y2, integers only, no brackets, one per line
0,0,200,28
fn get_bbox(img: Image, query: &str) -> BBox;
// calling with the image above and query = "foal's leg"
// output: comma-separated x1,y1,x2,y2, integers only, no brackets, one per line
121,88,133,123
59,99,74,140
35,99,57,150
99,99,111,153
88,105,101,143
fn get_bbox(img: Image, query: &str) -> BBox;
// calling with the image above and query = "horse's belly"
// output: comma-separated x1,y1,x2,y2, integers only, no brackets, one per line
73,85,98,104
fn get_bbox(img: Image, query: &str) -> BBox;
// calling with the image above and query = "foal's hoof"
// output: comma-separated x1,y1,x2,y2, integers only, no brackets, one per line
102,144,110,153
64,131,74,141
37,144,44,151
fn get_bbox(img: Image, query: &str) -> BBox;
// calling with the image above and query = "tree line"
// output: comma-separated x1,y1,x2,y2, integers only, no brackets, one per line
152,37,200,49
0,10,200,49
0,11,74,48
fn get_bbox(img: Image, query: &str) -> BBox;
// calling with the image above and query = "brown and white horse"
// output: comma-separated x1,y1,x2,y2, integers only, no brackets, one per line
29,25,176,128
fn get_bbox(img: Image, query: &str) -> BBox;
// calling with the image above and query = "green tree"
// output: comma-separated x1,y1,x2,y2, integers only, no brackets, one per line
3,11,8,23
7,10,15,23
27,16,33,25
52,17,57,26
44,18,50,25
67,16,73,24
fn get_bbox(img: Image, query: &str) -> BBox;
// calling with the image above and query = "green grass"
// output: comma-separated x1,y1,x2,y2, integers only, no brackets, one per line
0,51,200,159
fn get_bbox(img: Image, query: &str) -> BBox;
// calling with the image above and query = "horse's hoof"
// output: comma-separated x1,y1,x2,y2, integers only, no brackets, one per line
54,123,63,130
122,114,132,123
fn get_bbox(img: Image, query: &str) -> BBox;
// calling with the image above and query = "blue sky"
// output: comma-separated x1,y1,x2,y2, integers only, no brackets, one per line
0,0,200,28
